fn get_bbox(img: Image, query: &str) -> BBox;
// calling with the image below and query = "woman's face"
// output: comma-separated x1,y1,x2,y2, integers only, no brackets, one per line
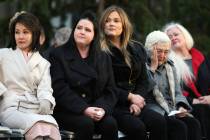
156,43,171,65
74,19,94,47
104,11,123,38
15,23,33,51
166,27,187,51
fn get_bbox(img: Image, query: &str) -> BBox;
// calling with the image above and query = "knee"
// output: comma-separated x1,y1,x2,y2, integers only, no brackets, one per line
176,121,188,134
101,116,118,132
186,117,201,131
130,122,146,134
152,115,166,126
130,124,147,139
78,117,94,133
148,115,167,132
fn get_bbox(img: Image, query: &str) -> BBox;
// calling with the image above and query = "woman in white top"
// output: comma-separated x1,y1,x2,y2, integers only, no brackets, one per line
0,11,61,140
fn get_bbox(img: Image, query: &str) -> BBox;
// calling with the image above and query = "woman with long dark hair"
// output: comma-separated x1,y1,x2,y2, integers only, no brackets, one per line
50,11,118,140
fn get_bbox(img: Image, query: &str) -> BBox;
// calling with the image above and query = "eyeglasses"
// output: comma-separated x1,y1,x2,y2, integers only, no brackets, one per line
156,49,170,55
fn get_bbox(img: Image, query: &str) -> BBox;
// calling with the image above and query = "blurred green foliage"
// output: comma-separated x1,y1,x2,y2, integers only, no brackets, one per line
0,0,209,55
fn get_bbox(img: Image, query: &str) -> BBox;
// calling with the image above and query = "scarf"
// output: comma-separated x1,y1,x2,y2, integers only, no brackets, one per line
153,63,176,113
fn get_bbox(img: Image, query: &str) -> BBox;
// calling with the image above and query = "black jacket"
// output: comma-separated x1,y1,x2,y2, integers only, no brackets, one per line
109,41,155,112
182,48,210,104
49,42,117,115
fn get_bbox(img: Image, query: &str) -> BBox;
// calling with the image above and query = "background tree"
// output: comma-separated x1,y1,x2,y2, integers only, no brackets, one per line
0,0,209,55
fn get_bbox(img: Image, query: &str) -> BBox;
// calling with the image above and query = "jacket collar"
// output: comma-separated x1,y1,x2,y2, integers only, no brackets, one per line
109,43,130,68
62,43,98,79
190,48,204,78
15,47,43,70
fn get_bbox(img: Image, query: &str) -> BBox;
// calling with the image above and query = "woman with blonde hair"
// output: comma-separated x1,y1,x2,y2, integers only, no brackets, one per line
163,22,210,140
99,5,167,140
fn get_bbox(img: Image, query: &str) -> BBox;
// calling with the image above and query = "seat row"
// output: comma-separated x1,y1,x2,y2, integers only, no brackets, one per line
0,126,151,140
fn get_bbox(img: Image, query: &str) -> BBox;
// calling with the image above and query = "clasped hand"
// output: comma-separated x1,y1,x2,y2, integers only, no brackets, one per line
128,92,145,109
176,107,188,118
130,104,141,116
84,107,105,121
38,99,51,115
193,95,210,105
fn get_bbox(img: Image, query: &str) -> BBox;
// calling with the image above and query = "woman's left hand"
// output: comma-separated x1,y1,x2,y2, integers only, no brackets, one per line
198,95,210,104
38,99,51,115
93,108,105,121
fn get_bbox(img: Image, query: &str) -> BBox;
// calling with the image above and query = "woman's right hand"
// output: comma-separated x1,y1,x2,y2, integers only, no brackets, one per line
150,46,158,72
129,104,141,116
176,107,188,118
84,107,105,121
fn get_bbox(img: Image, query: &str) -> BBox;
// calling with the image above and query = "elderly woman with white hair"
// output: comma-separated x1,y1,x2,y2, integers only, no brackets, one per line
144,30,201,140
42,27,72,60
163,22,210,140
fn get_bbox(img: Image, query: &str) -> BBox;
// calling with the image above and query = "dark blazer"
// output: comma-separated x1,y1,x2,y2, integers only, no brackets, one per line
49,42,117,115
109,41,155,114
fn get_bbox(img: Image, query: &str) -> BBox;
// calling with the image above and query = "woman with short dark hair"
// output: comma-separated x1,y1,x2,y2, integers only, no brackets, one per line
0,11,60,140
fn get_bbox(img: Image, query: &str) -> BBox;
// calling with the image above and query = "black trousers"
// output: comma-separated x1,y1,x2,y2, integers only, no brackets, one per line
54,112,118,140
192,104,210,140
114,108,167,140
166,115,201,140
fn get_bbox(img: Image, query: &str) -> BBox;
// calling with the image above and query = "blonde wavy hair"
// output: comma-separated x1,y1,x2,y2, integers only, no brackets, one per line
99,5,133,67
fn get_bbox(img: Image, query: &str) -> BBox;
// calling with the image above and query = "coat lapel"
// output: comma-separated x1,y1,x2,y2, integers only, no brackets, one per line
12,48,38,91
27,52,42,71
63,45,97,79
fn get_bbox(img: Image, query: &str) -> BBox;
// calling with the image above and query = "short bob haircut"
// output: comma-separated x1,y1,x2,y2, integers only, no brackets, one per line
9,11,42,51
162,22,194,50
145,30,171,50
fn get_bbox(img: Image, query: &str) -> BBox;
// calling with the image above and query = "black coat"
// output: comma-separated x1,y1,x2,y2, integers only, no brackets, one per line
109,41,155,112
49,42,117,115
183,48,210,104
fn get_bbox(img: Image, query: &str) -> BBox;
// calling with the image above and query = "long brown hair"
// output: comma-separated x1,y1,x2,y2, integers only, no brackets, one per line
99,5,133,67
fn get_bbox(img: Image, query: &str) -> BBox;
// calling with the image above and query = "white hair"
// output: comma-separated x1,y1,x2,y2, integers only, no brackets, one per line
51,27,72,47
145,30,171,50
145,30,194,83
169,51,194,83
162,22,194,50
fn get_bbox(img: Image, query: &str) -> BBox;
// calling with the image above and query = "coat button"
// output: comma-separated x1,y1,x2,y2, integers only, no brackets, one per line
77,81,81,85
81,93,86,98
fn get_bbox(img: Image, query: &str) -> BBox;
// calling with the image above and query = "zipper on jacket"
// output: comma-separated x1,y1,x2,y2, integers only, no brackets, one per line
129,68,133,85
